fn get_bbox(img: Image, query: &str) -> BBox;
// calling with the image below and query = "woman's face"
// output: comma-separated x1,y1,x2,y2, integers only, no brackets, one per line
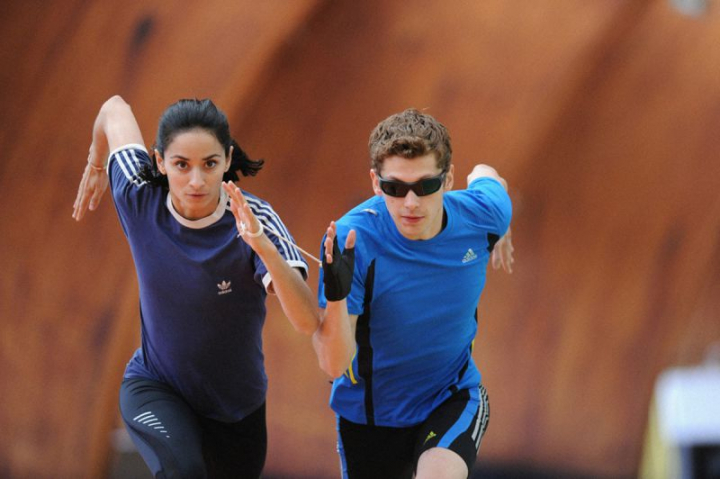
156,129,231,220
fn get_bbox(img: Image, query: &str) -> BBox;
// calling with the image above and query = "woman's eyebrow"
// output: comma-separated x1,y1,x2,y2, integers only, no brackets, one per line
170,153,222,160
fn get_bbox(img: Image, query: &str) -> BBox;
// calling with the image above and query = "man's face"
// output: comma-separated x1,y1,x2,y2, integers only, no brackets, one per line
371,154,453,240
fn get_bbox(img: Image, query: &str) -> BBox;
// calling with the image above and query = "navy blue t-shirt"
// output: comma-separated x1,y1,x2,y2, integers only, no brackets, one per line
109,144,307,422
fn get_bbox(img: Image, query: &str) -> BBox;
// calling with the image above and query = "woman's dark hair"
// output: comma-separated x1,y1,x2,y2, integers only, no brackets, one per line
139,99,264,186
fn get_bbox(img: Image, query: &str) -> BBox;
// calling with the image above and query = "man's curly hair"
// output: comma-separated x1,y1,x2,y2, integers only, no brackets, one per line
368,109,452,173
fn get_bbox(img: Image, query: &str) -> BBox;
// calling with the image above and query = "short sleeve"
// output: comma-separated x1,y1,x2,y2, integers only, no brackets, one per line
458,177,512,237
107,144,154,227
242,195,309,291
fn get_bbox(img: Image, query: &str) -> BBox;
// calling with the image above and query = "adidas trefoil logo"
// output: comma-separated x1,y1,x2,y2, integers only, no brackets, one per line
217,280,232,295
462,248,478,264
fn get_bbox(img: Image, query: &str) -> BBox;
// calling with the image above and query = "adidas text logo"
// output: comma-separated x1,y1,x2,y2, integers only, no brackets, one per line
217,280,232,295
462,248,477,263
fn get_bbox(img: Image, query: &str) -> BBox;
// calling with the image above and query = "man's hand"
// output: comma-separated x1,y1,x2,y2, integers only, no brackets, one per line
492,227,514,273
323,221,356,301
467,164,507,190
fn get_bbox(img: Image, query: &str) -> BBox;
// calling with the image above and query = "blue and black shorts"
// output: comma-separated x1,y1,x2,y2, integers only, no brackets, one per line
337,384,490,478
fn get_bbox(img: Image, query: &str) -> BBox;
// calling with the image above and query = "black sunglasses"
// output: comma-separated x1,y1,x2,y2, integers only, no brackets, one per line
378,171,447,197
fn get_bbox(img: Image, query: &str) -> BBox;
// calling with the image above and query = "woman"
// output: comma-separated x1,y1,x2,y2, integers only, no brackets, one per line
73,95,320,478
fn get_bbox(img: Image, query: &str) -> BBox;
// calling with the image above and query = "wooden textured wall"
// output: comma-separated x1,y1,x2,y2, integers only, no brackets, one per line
1,1,719,477
0,1,324,477
235,1,720,476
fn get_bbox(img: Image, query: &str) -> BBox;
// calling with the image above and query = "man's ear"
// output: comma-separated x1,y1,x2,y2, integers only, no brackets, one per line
370,169,383,196
444,164,455,191
155,149,166,175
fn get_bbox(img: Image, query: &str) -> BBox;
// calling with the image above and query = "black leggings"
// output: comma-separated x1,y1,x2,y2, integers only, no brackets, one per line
120,377,267,479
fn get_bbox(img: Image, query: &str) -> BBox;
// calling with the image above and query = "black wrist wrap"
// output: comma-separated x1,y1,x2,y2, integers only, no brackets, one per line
323,236,355,301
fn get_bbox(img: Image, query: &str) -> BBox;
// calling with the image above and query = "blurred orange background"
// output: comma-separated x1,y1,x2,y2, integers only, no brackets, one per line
1,1,719,477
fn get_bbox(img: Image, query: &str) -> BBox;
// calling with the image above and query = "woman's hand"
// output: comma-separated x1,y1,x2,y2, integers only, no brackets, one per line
72,149,109,221
223,181,266,247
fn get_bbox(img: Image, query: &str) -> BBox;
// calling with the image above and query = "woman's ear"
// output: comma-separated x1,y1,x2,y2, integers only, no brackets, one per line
155,149,166,175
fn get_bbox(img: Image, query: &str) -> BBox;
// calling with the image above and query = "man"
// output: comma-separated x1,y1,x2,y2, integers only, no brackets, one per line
314,108,513,478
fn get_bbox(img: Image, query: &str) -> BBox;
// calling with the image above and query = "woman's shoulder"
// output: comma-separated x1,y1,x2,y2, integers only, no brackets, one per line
108,143,152,174
238,189,275,213
109,143,148,156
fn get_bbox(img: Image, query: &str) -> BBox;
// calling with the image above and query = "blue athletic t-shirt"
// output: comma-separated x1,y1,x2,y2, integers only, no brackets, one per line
318,177,511,427
108,144,307,422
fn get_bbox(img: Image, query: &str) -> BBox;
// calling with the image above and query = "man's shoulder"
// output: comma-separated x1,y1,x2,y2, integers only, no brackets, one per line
333,197,387,257
446,178,510,211
339,196,385,225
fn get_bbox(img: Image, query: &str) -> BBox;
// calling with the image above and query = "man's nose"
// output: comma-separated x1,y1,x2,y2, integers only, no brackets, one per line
403,190,420,208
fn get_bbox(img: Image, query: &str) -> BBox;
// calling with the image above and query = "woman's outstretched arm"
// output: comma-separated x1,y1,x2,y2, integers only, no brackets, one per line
73,95,144,221
223,182,320,336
